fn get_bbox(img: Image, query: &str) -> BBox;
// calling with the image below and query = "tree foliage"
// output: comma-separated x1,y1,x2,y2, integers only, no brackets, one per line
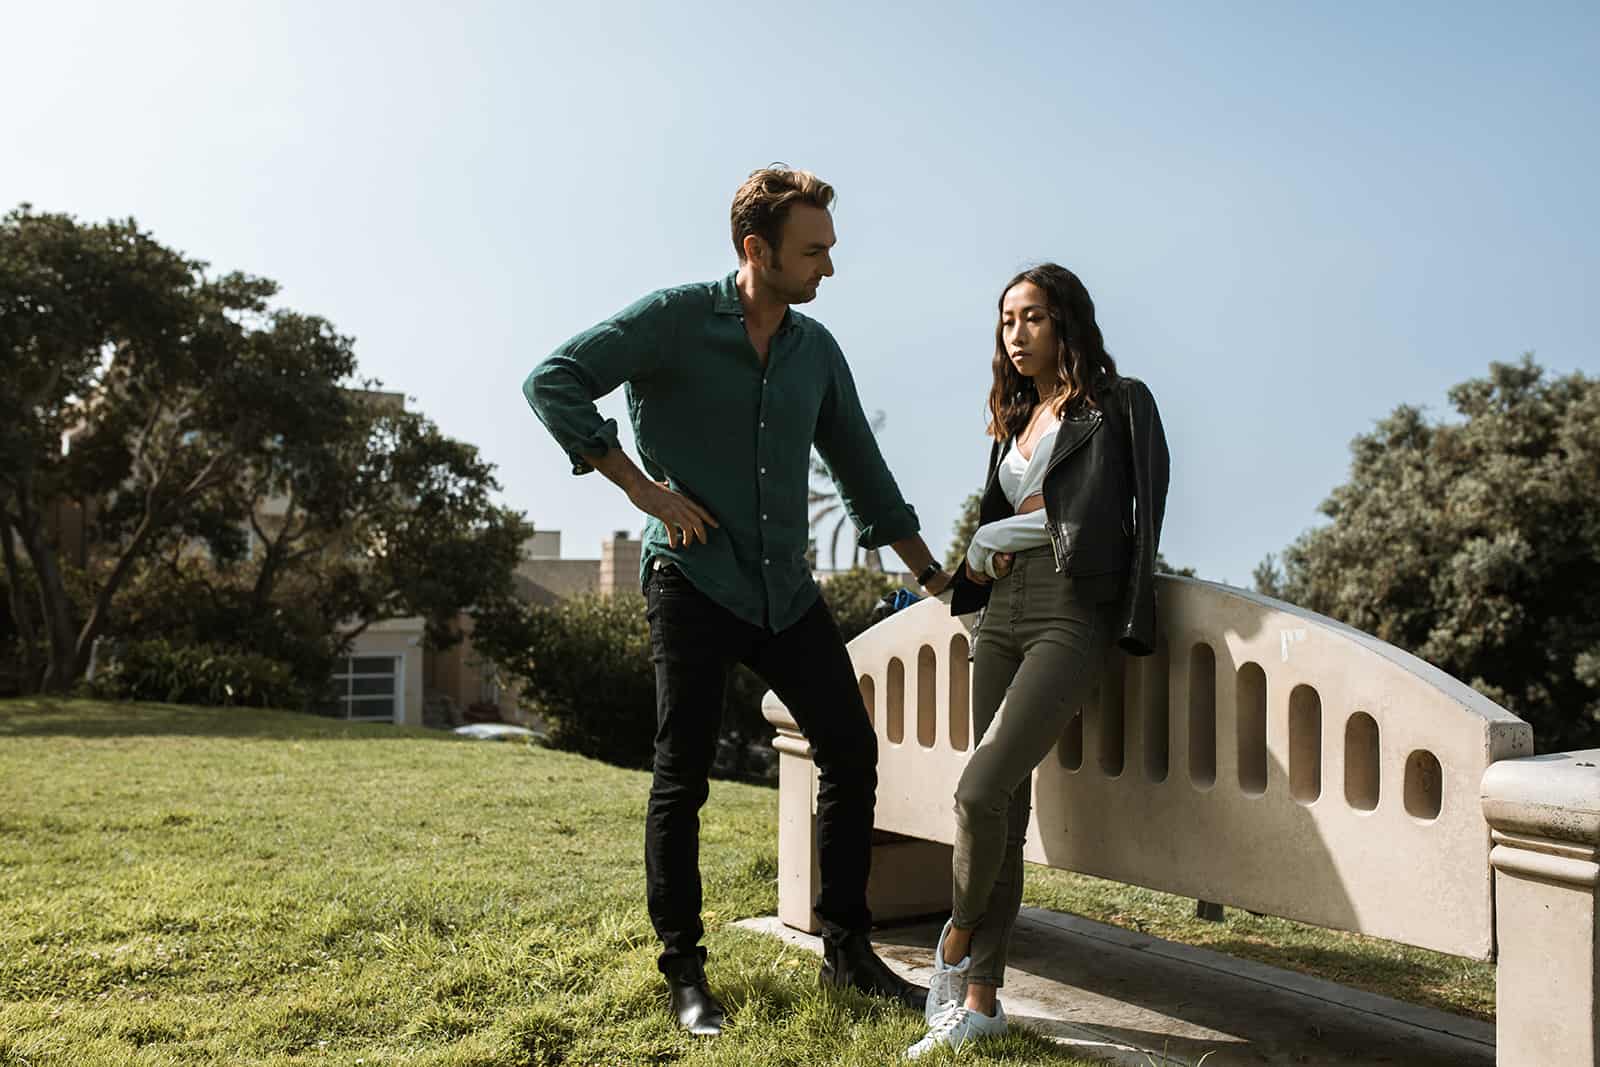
471,593,774,777
945,492,982,571
0,205,527,693
473,568,910,776
819,567,901,642
0,207,358,688
1256,357,1600,751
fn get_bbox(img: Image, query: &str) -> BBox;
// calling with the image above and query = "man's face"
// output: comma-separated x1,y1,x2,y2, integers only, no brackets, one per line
755,204,836,304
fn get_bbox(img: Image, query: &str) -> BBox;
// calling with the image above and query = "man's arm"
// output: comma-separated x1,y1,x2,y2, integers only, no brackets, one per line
813,343,950,594
523,290,718,548
586,447,718,549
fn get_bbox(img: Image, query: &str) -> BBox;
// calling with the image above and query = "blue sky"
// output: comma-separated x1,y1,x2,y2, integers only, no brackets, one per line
5,2,1596,584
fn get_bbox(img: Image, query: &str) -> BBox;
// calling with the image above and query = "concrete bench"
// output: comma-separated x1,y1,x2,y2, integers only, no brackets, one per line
763,576,1599,1067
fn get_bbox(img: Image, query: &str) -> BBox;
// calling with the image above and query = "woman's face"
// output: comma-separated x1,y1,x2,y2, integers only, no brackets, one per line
1000,281,1059,383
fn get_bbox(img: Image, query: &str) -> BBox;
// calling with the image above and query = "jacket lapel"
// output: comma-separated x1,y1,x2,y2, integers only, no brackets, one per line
1042,410,1103,478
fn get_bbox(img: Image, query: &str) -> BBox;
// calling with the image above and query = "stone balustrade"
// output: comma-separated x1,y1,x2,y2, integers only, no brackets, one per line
763,576,1597,1066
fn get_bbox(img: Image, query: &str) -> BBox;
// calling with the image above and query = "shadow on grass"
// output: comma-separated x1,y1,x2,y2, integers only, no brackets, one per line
0,699,467,742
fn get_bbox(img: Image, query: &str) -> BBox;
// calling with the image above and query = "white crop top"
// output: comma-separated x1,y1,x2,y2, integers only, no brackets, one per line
964,416,1060,579
997,423,1058,508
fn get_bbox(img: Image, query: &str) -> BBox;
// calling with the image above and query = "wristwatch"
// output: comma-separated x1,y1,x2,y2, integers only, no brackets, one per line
916,562,944,587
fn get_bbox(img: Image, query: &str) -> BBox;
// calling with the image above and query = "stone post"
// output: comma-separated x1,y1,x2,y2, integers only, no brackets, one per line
1481,750,1600,1067
763,694,953,934
766,695,823,933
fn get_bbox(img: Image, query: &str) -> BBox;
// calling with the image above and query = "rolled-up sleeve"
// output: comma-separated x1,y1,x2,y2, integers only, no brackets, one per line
813,341,920,548
523,291,673,475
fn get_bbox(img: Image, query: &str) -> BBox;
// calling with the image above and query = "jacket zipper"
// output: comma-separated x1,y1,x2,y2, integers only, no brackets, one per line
1039,410,1100,573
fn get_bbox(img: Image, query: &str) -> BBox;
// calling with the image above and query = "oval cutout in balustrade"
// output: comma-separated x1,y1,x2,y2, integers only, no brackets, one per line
917,646,937,749
1345,712,1380,811
1143,642,1170,783
1237,662,1267,796
1289,684,1322,804
1189,643,1217,789
1058,711,1083,771
1404,749,1443,821
886,658,905,745
948,634,971,752
859,675,875,729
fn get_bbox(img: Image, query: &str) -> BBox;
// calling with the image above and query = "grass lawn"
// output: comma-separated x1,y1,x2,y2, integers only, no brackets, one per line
0,701,1492,1066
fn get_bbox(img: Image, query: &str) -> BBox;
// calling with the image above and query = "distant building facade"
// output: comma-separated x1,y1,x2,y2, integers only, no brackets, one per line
423,529,645,729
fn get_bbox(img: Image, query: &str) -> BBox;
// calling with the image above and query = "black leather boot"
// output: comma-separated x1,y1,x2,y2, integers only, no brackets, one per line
662,953,725,1036
818,932,928,1014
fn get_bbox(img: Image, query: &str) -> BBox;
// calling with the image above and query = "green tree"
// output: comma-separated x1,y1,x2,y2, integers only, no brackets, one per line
1155,553,1197,578
0,205,528,692
1257,357,1600,752
818,566,901,642
228,399,529,651
114,398,531,695
945,492,982,570
0,207,354,689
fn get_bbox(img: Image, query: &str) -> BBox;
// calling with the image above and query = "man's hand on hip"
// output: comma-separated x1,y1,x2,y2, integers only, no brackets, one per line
583,446,720,549
629,479,720,548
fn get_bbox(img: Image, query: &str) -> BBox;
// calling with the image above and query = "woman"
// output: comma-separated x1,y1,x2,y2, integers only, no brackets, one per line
907,263,1170,1058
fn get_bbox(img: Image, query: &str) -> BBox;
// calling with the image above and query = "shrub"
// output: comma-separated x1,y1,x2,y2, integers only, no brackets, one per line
474,594,772,775
111,561,339,697
1255,358,1600,751
818,567,903,642
473,595,658,768
86,639,303,709
472,570,915,776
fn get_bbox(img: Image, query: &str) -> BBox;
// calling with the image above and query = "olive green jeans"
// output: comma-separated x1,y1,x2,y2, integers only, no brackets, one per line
951,546,1117,986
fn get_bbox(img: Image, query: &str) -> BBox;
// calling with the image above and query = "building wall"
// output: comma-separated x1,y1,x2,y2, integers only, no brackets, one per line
423,530,644,726
515,557,601,600
523,530,562,559
599,532,643,597
422,613,528,725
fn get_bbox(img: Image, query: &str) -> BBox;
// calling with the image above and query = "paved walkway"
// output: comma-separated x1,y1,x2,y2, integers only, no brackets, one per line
736,908,1494,1066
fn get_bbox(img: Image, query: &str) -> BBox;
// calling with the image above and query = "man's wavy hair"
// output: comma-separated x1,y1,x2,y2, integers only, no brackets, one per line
987,263,1120,440
730,165,835,264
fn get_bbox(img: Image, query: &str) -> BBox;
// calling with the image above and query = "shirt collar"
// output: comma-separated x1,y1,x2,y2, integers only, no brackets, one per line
713,271,799,335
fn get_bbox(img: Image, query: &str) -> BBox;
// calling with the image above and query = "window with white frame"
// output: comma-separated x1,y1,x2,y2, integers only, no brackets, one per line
315,655,401,722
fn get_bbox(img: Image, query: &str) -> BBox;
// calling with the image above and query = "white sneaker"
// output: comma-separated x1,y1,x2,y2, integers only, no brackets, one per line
906,1001,1008,1059
925,918,971,1023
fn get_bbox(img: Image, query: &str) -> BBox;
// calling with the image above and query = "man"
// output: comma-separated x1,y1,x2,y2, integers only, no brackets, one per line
524,166,953,1036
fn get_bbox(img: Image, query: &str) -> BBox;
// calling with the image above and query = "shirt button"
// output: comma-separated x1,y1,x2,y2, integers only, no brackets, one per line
762,513,768,520
763,558,771,565
760,467,767,475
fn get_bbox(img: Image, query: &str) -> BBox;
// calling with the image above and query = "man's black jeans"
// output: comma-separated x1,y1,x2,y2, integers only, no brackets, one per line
644,561,877,971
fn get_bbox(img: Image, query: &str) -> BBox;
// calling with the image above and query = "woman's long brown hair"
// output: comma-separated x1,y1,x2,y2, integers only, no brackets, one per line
986,263,1120,440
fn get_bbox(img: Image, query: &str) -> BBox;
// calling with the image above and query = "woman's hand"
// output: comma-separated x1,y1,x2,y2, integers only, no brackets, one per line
965,560,992,586
991,552,1015,579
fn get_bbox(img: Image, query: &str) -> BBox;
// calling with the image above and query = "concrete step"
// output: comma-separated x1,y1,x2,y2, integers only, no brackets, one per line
736,908,1494,1066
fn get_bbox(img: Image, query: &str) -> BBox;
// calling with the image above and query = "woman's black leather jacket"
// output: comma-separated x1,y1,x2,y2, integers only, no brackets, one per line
948,376,1171,656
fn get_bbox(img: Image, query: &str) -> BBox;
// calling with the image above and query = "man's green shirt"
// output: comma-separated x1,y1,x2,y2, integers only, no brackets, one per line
524,273,919,632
